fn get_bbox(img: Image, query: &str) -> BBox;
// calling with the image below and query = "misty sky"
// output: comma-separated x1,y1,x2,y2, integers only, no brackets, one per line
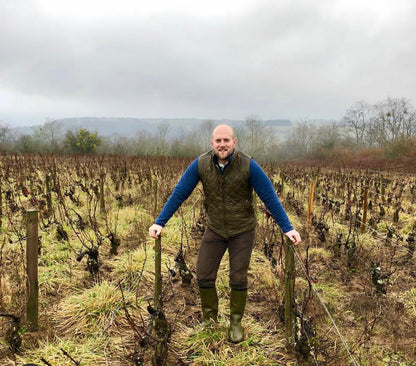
1,0,415,126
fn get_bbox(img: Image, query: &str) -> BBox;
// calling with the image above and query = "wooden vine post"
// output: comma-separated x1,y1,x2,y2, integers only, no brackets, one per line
154,177,162,309
99,171,106,214
381,175,386,203
154,235,162,310
307,180,315,228
360,186,369,233
52,158,58,188
153,178,161,307
0,175,2,230
0,164,3,230
45,173,53,217
151,177,170,366
26,209,39,331
284,236,296,349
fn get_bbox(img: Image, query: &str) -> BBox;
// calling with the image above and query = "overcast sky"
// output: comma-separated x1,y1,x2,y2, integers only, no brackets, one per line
1,0,415,126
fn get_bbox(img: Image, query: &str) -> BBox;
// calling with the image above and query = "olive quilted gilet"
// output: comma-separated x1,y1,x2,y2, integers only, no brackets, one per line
198,150,256,238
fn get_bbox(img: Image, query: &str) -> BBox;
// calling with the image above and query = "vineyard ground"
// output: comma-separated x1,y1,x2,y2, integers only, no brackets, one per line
0,154,415,365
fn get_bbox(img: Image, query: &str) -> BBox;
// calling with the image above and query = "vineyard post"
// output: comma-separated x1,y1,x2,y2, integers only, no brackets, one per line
360,186,369,233
154,236,162,310
0,177,2,229
381,175,386,203
99,171,105,214
284,236,296,349
347,182,351,204
152,177,170,366
26,209,39,331
52,158,57,188
153,178,162,309
307,180,315,228
122,160,128,189
45,173,53,216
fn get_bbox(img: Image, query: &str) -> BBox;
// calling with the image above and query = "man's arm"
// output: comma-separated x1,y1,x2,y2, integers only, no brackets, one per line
149,158,200,238
249,159,301,244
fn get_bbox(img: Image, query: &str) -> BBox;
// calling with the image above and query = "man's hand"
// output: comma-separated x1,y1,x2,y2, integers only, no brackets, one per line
149,224,163,239
285,229,301,245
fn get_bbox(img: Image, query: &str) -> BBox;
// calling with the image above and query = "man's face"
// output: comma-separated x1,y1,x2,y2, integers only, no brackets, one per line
210,126,237,164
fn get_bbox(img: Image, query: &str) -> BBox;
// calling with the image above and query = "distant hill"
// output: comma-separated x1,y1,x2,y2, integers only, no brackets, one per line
10,117,292,139
265,119,291,127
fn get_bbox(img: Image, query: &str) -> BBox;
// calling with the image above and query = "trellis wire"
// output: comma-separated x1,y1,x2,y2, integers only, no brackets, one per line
289,244,360,366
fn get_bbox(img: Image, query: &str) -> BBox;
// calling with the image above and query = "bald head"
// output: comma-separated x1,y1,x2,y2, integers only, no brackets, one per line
211,124,235,140
210,124,237,164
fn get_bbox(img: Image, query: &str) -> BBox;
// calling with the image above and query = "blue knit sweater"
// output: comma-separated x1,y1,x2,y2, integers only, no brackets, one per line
155,155,293,233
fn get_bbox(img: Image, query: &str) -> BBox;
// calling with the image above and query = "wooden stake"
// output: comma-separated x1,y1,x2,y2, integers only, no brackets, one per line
99,171,105,214
284,236,295,349
381,175,386,203
360,186,369,233
307,180,315,228
0,178,3,230
45,173,53,217
154,236,162,310
26,209,39,331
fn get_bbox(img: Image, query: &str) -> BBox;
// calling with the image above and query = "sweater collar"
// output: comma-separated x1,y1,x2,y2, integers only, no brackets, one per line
212,150,234,173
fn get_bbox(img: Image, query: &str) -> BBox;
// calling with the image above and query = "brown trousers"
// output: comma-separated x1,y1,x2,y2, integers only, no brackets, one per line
196,227,255,290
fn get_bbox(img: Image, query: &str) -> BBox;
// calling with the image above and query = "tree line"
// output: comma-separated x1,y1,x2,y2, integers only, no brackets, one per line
1,97,415,162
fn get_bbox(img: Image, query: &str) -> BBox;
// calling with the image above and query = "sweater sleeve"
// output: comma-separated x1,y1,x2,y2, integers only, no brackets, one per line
249,159,293,233
155,158,200,227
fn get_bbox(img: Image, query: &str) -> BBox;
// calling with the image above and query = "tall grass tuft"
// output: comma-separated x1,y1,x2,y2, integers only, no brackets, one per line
54,281,143,337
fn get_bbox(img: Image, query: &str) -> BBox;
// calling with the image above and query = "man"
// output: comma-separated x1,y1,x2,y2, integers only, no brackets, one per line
149,124,301,343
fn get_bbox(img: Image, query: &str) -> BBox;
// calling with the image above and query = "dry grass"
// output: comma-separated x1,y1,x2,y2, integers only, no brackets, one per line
12,335,125,365
54,281,143,337
1,156,416,365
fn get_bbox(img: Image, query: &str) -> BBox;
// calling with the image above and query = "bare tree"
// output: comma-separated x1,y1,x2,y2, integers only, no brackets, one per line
342,97,416,147
374,97,416,143
0,122,12,146
243,115,265,156
261,125,280,163
342,101,374,147
402,103,416,137
287,120,315,158
134,130,153,155
187,119,216,152
156,122,170,155
33,119,64,152
199,119,215,150
313,121,343,151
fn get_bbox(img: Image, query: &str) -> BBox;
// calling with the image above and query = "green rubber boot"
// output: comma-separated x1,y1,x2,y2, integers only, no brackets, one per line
228,289,247,343
199,287,218,327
